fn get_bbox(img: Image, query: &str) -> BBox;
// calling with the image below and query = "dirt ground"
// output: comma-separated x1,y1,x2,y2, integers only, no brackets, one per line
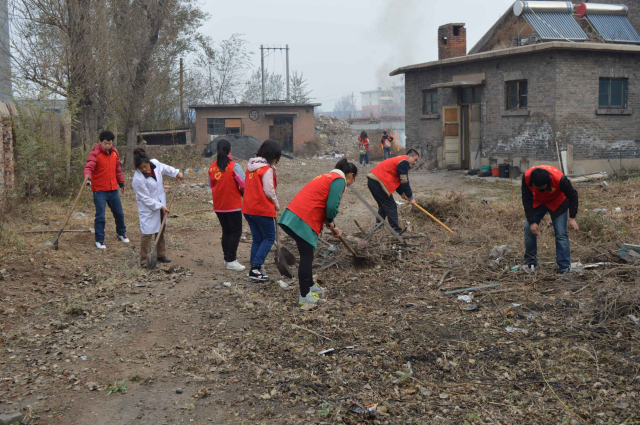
1,155,639,424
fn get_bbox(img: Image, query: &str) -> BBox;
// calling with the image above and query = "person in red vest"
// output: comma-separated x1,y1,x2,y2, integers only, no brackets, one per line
358,131,370,168
241,140,282,282
83,130,128,249
522,165,579,274
209,139,246,271
279,158,358,305
367,149,420,233
380,131,394,159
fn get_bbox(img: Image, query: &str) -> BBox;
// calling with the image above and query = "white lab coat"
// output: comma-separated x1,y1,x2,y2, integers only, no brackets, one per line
132,159,180,235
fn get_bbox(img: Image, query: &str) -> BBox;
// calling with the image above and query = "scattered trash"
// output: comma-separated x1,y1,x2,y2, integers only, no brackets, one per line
439,393,450,399
348,401,377,417
465,303,479,311
176,388,183,394
419,386,432,397
629,315,640,326
86,382,99,391
193,169,199,172
505,327,524,333
457,295,472,303
80,356,88,361
301,162,306,166
44,241,52,246
592,208,608,214
615,207,622,212
445,283,500,295
223,282,232,287
602,180,609,187
512,303,522,307
404,303,416,308
490,244,515,259
395,201,405,206
318,348,335,356
278,280,289,288
506,265,520,272
322,244,337,258
134,284,146,288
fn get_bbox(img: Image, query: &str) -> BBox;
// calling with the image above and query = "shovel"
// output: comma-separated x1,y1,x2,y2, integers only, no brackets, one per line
412,203,455,234
147,179,181,270
53,175,90,250
330,227,367,262
275,219,294,278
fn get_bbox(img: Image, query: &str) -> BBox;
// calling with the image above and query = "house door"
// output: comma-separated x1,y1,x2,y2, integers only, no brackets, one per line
269,117,294,152
442,106,461,168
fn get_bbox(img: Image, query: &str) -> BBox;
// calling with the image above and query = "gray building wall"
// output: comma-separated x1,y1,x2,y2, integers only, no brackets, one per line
405,49,640,170
0,0,11,103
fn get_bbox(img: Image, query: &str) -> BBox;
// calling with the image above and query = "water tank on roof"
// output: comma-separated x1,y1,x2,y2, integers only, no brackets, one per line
575,3,628,18
513,1,573,17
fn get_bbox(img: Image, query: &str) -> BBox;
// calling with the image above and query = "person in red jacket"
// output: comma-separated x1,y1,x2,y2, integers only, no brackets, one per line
241,140,282,282
522,165,579,274
209,139,246,271
83,130,128,249
367,149,419,233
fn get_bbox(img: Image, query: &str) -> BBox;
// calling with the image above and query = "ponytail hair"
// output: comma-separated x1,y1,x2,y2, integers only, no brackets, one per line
133,148,151,169
360,131,368,141
216,139,232,170
334,157,358,178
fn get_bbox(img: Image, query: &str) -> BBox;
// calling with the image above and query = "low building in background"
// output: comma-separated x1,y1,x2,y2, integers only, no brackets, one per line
393,1,640,174
189,103,321,154
361,86,405,117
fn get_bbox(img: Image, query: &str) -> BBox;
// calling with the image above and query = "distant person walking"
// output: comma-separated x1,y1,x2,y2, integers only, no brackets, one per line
242,140,282,282
380,131,393,159
131,148,183,266
209,139,246,271
83,130,128,249
358,131,370,168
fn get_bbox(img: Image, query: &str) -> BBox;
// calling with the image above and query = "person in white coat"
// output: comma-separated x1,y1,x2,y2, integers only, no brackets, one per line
131,148,184,266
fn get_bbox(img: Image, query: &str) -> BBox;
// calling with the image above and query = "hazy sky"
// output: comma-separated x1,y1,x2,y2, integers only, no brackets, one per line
200,0,515,110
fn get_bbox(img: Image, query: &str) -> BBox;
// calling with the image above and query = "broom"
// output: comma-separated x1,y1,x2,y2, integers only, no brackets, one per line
147,179,181,270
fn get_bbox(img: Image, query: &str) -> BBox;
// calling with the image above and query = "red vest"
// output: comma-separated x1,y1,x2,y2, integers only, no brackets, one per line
209,160,242,211
370,155,407,194
92,150,120,192
286,172,345,235
525,165,567,211
242,165,277,217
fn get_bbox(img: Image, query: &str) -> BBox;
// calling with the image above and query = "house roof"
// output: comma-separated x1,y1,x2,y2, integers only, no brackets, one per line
468,5,514,55
390,41,640,76
189,103,321,109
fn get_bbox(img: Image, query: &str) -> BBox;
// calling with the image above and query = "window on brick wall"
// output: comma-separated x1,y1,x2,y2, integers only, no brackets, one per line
506,80,527,110
422,90,438,114
599,78,628,108
461,87,481,104
207,118,226,135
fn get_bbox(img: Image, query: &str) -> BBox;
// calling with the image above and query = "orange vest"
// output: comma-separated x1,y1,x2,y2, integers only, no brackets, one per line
524,165,567,211
209,160,242,211
242,166,277,217
92,150,120,192
370,155,407,194
286,172,345,235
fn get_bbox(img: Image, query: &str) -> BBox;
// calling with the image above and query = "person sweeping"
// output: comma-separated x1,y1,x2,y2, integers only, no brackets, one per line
522,165,579,274
367,149,419,233
279,158,358,305
242,140,282,282
131,148,183,266
209,139,246,271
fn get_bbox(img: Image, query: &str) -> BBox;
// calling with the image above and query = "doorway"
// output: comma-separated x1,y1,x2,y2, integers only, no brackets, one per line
269,117,294,152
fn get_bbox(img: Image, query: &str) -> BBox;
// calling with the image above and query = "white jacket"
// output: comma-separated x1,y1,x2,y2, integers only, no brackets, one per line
132,159,180,235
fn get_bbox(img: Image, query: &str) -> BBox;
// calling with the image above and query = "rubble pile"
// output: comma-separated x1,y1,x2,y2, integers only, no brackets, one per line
314,115,358,157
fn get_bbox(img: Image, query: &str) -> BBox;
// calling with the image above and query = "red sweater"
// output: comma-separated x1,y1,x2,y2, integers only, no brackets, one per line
83,144,125,192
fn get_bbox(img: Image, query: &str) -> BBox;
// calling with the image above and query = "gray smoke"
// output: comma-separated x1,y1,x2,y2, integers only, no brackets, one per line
374,0,426,88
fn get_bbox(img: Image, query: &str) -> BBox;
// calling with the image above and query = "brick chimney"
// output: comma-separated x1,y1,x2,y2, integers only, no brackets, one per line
438,23,466,60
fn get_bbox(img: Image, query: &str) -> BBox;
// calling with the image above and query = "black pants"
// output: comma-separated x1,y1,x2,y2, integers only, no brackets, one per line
291,232,315,297
215,211,243,262
367,178,401,232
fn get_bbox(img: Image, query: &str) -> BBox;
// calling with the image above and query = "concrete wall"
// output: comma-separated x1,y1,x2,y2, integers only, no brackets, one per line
405,48,640,171
194,105,316,153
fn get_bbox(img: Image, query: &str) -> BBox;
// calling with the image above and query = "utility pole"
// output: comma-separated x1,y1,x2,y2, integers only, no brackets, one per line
179,58,184,126
260,45,265,104
286,45,290,103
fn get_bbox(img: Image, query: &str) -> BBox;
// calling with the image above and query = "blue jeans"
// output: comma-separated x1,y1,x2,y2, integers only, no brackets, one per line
359,151,369,165
244,214,276,269
524,208,570,272
93,190,126,243
383,147,391,159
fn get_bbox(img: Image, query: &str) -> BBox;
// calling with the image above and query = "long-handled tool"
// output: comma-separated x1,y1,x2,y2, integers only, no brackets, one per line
147,180,181,270
349,187,404,243
331,228,366,260
53,175,90,250
274,219,294,278
412,203,454,234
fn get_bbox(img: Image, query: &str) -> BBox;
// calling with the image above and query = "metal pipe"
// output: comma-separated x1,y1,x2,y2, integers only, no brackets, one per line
513,1,573,17
286,44,290,103
261,45,265,104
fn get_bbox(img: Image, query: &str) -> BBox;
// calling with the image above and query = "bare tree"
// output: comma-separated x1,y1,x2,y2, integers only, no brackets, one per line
197,34,251,104
289,71,312,104
334,94,357,118
242,69,286,103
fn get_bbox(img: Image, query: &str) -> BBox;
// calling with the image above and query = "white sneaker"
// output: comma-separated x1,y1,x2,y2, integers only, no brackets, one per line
299,292,322,305
310,283,326,294
226,260,246,271
95,242,106,249
117,235,130,243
